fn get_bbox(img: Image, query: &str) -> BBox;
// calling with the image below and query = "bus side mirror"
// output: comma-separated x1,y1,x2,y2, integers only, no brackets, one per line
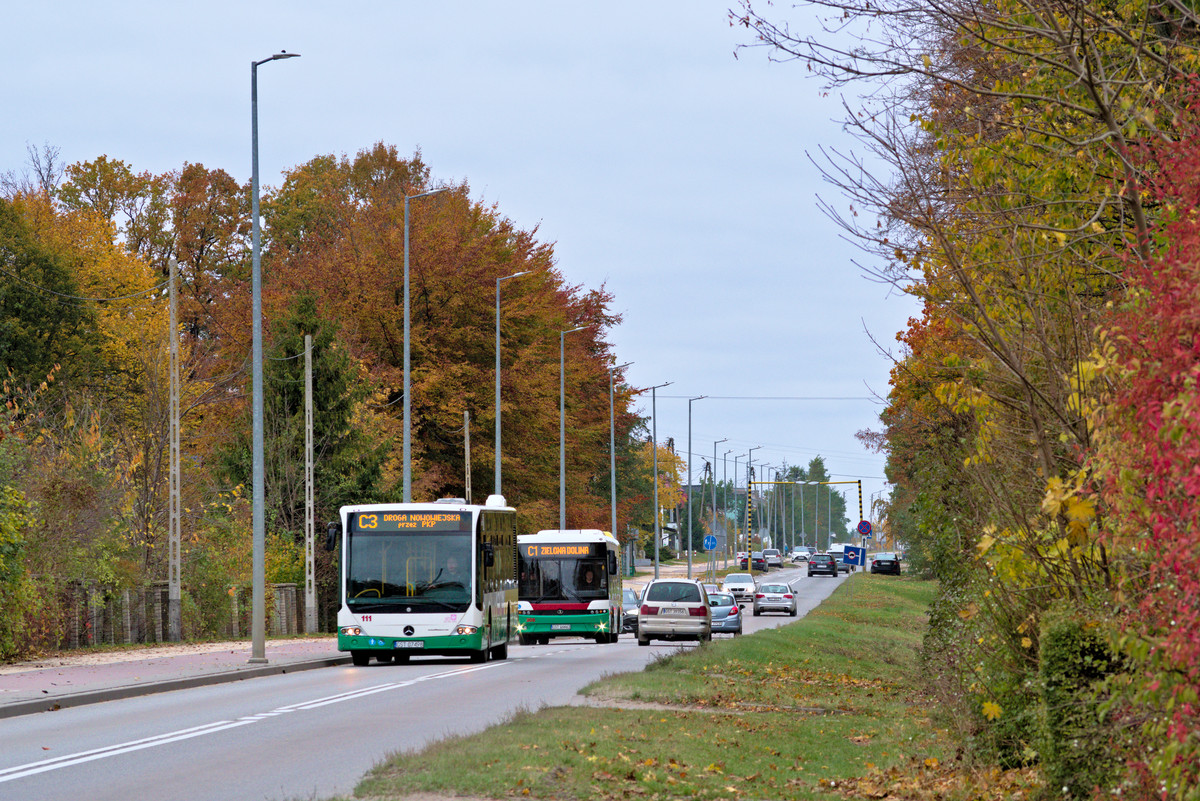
482,543,495,568
609,552,618,574
325,521,340,551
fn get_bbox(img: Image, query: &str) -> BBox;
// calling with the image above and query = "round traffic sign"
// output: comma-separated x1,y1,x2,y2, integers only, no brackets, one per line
857,520,873,536
702,534,718,550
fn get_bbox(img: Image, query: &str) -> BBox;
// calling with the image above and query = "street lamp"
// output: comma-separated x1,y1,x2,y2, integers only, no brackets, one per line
732,452,745,559
685,395,705,578
402,186,450,502
250,49,299,665
711,438,727,572
609,361,633,561
722,448,733,566
494,270,530,496
648,381,672,578
559,325,587,529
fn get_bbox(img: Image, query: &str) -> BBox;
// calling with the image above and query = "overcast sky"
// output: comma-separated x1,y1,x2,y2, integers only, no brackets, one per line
4,2,918,531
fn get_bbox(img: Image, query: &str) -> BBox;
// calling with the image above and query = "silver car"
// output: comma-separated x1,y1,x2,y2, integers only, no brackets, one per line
637,579,712,645
752,582,798,616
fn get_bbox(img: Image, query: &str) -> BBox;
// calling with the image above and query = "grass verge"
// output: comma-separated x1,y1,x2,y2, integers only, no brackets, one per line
335,576,1040,800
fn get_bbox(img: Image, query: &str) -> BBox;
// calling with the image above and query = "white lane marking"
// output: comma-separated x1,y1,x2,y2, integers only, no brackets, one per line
0,661,509,784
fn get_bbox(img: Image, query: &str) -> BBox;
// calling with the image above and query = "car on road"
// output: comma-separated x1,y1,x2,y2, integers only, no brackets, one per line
708,591,742,635
702,583,721,596
763,548,783,568
807,553,839,577
870,552,902,575
790,550,810,563
721,572,756,603
752,583,798,616
739,551,768,571
827,543,853,573
621,586,643,633
637,579,712,645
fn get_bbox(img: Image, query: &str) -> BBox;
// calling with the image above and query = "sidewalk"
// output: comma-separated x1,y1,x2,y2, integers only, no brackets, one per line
0,637,348,720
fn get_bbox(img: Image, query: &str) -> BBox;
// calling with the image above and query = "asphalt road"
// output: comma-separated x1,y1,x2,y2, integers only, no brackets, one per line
0,566,840,801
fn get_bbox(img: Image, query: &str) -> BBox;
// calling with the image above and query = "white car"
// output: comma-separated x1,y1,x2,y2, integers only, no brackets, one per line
721,572,756,603
790,551,810,563
763,548,783,568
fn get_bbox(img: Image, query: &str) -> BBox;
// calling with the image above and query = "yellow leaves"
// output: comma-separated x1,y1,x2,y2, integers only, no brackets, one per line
1041,477,1066,516
982,701,1003,721
1021,637,1033,649
975,533,996,557
959,602,980,621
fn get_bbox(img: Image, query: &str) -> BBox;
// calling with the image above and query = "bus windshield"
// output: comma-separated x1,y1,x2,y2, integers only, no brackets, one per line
519,555,608,602
346,525,473,614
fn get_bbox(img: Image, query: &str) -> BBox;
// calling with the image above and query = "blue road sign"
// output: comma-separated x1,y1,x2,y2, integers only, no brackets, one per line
702,534,718,550
843,545,866,567
857,520,873,536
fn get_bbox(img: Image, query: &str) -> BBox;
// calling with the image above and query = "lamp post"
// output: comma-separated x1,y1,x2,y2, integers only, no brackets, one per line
685,395,705,578
559,325,587,529
722,449,733,566
732,452,744,559
250,49,299,665
711,438,727,571
609,361,633,551
746,446,761,556
403,186,450,503
648,381,672,578
494,270,530,496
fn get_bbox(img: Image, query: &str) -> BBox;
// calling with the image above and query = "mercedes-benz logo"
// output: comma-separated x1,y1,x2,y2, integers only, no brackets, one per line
403,625,415,636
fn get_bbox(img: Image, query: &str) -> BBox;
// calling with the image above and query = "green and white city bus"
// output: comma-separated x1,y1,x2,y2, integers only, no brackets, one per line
516,529,622,645
334,495,518,666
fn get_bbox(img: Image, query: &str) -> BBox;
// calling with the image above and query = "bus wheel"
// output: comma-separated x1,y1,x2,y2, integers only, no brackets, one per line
493,641,508,660
350,651,370,666
518,633,532,646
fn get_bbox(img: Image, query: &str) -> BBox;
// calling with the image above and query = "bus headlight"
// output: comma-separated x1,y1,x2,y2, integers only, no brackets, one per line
340,626,363,636
454,625,479,636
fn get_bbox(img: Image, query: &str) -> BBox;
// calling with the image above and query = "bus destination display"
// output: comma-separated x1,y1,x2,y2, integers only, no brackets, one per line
522,543,603,558
355,511,468,532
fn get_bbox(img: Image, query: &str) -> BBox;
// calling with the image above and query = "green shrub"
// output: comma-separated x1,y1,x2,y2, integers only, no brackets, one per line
0,485,38,659
1039,613,1121,798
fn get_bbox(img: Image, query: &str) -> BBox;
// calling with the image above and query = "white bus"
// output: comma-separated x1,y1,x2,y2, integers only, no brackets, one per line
334,495,518,665
517,529,622,645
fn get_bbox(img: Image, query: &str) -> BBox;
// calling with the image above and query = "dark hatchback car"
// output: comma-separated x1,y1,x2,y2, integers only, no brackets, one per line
870,552,902,575
807,553,839,577
739,551,768,571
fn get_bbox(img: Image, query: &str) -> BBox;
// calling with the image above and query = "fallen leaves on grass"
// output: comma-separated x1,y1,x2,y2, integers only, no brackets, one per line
833,757,1043,800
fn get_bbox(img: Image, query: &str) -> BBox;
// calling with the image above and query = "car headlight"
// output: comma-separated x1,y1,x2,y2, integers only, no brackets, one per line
340,626,362,636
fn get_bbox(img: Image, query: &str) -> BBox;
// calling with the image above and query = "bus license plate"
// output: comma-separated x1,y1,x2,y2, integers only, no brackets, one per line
394,641,424,649
551,624,571,630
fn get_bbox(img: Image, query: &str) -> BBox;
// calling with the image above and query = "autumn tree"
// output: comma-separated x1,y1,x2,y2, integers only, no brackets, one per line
736,0,1200,773
263,144,634,534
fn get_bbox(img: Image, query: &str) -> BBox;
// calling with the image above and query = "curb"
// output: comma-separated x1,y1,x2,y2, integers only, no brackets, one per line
0,655,351,720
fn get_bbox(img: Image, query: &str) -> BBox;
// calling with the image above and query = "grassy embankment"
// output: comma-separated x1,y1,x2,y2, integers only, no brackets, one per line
336,576,1041,800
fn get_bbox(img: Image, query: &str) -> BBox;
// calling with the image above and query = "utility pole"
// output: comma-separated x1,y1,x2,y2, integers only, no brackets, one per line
304,335,315,633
